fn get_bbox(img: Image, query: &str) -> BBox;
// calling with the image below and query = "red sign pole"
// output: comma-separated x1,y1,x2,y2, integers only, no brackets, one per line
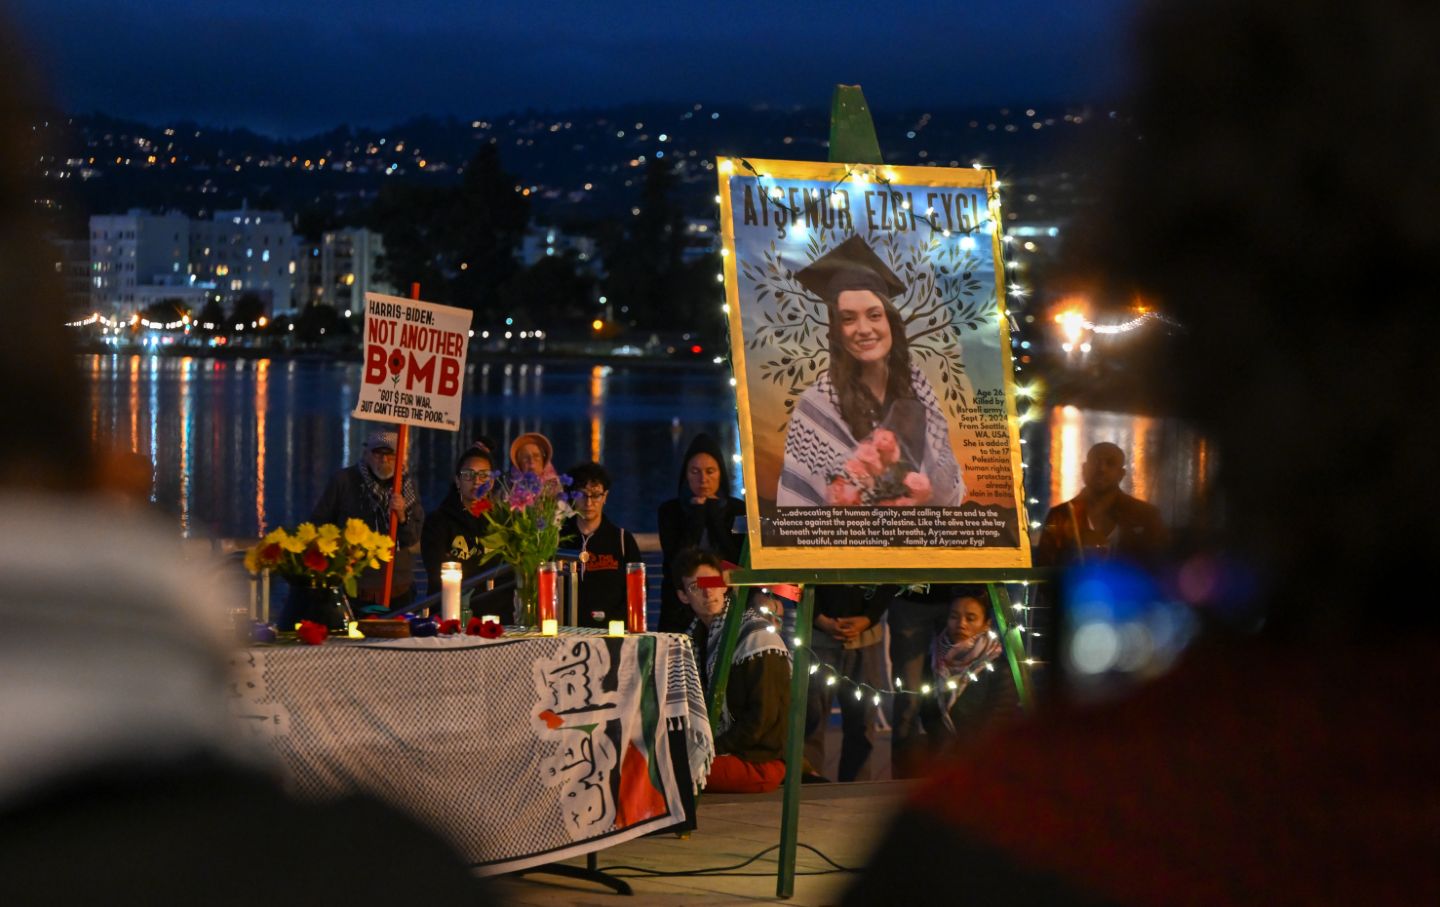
380,280,421,608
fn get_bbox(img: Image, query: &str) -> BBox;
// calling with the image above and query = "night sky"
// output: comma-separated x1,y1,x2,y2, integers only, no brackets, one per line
12,0,1139,137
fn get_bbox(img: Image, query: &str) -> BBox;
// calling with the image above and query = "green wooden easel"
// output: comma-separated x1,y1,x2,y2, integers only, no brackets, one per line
704,85,1046,899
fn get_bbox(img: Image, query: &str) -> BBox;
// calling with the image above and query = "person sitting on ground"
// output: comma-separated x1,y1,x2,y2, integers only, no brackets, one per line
561,461,642,629
509,431,561,491
675,548,790,794
310,429,424,616
657,433,747,632
422,440,513,622
921,593,1020,749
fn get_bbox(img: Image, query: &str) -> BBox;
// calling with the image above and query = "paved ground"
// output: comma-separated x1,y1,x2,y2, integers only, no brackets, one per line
484,780,910,905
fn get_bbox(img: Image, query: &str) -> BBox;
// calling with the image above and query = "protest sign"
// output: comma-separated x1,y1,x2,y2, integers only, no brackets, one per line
354,291,472,431
718,157,1031,570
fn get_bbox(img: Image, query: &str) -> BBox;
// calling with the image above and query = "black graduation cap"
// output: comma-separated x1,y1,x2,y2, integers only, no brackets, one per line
794,235,906,304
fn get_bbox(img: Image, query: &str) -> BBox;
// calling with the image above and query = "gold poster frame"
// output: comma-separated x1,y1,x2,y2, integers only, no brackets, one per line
717,156,1032,570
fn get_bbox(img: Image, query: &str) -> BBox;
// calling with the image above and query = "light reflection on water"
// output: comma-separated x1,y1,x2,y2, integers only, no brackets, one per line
83,354,1212,543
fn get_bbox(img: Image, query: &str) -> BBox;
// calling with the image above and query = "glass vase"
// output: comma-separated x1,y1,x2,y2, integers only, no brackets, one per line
512,564,538,628
290,581,354,634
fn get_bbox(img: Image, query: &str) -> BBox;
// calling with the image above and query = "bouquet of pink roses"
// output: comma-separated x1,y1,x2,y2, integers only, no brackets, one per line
825,428,933,506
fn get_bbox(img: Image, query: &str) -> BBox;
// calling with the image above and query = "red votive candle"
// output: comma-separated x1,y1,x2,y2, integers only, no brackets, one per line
626,562,647,632
537,562,558,625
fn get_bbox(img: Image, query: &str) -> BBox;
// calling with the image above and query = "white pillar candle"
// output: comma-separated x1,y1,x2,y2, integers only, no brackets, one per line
608,620,626,636
541,618,558,636
440,561,463,622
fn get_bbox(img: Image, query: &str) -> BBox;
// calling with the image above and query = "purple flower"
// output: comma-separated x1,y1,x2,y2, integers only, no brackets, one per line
558,473,573,488
536,517,547,530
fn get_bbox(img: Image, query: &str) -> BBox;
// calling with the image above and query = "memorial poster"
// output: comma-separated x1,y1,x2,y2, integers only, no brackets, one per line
717,157,1030,570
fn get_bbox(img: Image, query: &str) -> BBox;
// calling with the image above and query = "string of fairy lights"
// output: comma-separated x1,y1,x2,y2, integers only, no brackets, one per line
708,152,1050,699
744,584,1044,705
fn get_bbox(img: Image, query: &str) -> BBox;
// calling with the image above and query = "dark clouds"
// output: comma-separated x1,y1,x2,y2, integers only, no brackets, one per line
9,0,1138,136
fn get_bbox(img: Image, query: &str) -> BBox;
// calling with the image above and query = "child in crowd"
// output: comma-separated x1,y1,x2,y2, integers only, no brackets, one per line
675,548,791,793
923,593,1021,747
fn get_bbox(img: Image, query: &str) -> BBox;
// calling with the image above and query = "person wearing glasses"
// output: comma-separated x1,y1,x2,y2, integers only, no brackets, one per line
310,428,424,616
561,461,641,628
422,440,506,621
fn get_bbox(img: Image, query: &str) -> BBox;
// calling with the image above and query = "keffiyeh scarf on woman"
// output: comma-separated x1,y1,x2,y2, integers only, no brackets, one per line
778,365,964,507
931,630,1003,732
689,600,791,738
358,460,420,531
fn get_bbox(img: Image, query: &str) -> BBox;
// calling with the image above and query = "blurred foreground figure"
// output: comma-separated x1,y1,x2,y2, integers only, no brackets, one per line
0,27,490,904
847,0,1440,903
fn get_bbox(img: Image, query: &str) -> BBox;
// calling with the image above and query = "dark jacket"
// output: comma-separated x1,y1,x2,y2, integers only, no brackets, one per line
691,620,791,763
561,514,642,627
421,486,490,596
657,433,747,632
922,655,1022,745
812,585,897,649
310,463,423,602
1034,490,1167,568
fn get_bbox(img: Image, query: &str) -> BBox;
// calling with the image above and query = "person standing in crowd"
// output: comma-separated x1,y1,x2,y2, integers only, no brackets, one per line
1034,442,1167,567
803,585,896,782
675,548,791,794
310,429,424,616
657,433,747,632
510,431,561,490
887,582,961,777
422,440,508,621
561,461,642,628
846,0,1440,902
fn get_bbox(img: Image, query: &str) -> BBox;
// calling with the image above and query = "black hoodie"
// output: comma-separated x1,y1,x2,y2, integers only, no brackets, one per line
655,433,748,632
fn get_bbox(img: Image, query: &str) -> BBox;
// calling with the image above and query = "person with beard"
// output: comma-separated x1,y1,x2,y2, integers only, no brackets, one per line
1034,442,1167,568
310,429,424,615
656,433,747,632
422,440,513,622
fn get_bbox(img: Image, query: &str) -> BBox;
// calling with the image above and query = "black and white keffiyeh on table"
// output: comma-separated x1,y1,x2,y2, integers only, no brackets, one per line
227,630,713,875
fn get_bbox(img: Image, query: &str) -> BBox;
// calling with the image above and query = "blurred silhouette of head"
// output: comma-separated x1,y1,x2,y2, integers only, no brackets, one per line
1087,0,1440,638
0,30,91,493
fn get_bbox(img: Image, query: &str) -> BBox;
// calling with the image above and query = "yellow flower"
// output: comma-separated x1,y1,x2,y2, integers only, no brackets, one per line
317,523,341,542
315,535,340,557
368,557,380,569
279,533,306,554
344,518,370,546
262,528,288,546
294,523,318,544
375,545,393,563
244,546,262,574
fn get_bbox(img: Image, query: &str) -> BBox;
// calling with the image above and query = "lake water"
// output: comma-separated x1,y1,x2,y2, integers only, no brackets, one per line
82,354,1213,542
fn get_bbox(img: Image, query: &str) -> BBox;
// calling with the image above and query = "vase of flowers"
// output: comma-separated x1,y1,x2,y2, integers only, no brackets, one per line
473,468,574,627
244,520,396,633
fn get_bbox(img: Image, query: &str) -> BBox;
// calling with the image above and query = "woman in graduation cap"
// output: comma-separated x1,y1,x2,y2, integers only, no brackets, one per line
776,235,964,508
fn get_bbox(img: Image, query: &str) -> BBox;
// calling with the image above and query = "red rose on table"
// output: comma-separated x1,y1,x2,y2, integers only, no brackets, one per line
465,616,484,635
438,619,462,635
302,547,328,572
467,497,492,517
296,620,328,645
478,620,503,639
388,350,405,376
